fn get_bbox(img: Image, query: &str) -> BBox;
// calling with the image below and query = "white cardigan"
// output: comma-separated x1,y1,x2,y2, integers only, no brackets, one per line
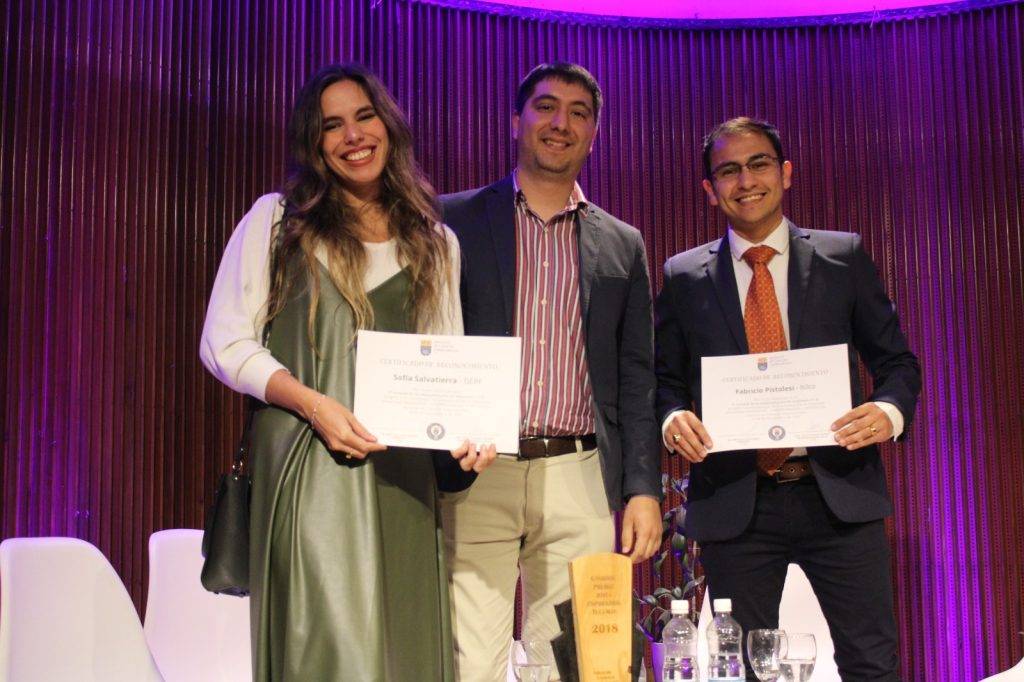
199,193,463,401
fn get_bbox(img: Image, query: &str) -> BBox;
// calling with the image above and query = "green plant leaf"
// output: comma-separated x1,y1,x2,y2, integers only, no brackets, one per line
653,550,667,576
657,610,673,632
673,506,687,532
642,612,655,637
682,578,702,596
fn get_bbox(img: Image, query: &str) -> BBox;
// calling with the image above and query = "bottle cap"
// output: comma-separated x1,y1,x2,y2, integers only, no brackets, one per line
713,598,732,612
670,599,689,615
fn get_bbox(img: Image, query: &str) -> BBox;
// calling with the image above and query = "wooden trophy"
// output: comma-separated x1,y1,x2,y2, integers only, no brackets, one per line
569,552,633,681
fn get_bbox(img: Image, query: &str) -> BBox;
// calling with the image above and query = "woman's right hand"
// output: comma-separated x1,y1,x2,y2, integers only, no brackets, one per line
265,369,385,459
308,394,387,459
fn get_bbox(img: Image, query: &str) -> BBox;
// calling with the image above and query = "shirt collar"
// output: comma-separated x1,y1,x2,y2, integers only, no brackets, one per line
512,169,589,219
728,217,791,262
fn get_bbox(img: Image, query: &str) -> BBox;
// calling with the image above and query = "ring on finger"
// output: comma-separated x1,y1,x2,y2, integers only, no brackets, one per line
672,433,681,444
869,425,878,435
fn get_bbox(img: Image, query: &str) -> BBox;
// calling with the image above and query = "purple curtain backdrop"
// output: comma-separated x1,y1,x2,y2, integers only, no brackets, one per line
2,0,1022,679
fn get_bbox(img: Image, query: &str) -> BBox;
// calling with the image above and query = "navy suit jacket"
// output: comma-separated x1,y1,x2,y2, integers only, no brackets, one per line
655,223,921,541
441,176,662,511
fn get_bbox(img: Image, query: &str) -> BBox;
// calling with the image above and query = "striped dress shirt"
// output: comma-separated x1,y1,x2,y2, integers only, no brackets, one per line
513,174,596,437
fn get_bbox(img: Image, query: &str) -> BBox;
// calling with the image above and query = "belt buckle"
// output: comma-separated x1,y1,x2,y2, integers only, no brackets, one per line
516,437,549,461
772,470,801,484
772,460,808,483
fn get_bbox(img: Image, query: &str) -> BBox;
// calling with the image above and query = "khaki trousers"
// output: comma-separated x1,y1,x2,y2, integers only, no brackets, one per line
440,447,615,682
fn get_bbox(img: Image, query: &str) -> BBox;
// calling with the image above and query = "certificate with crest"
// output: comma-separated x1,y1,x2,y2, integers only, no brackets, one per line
353,330,521,453
700,344,851,452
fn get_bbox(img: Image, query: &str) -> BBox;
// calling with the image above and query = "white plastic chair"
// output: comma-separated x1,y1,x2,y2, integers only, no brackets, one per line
696,564,840,681
0,536,163,681
143,529,251,682
778,564,839,681
981,657,1024,681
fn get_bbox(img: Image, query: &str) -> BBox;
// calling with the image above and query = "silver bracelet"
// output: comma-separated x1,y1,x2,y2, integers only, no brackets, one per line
310,393,326,426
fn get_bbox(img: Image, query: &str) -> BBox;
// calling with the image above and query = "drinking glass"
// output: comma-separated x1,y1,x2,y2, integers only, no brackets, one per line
514,639,554,682
747,629,786,681
777,632,816,682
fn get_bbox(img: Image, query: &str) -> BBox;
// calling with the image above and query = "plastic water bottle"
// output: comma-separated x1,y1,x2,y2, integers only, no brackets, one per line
661,599,699,681
707,598,745,681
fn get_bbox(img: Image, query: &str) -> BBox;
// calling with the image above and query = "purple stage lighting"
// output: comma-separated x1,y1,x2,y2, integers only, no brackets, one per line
422,0,1005,23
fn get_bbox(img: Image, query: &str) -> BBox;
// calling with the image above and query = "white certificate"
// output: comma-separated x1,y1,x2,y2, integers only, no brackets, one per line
700,344,851,453
353,330,521,453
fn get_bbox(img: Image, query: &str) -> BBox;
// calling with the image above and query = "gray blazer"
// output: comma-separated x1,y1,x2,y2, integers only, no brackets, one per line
441,176,662,510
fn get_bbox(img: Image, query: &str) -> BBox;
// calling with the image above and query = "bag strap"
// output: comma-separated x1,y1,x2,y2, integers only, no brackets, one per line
234,315,275,474
232,397,259,475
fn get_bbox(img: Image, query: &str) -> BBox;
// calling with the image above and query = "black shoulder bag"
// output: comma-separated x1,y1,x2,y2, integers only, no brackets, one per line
200,399,257,596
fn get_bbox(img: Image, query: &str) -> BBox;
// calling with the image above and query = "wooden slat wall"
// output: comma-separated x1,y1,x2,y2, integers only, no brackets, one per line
2,1,1021,678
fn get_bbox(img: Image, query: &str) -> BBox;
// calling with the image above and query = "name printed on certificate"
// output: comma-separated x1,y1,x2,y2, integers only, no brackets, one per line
353,330,521,453
700,344,852,453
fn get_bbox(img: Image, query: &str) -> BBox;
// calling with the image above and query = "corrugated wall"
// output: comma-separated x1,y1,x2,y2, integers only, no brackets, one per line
2,1,1022,678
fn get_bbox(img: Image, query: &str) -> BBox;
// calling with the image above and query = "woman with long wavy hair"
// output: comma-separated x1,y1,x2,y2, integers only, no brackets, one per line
200,63,495,681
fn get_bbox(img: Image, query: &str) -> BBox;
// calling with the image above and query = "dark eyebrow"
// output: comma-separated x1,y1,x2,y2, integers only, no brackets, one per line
531,94,594,115
710,160,740,174
322,105,376,124
711,152,773,174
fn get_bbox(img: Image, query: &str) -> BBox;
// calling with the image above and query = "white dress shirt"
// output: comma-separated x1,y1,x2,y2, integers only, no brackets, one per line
661,218,903,449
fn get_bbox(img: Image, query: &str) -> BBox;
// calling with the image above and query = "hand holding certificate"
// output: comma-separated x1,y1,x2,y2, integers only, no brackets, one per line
353,330,521,453
700,344,851,452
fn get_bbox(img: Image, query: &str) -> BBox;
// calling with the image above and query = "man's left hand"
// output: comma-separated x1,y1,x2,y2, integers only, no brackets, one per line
620,496,662,564
831,403,893,450
450,440,497,472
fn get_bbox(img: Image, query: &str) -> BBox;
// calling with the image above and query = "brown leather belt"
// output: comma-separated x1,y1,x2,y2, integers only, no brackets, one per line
764,458,813,483
518,434,597,460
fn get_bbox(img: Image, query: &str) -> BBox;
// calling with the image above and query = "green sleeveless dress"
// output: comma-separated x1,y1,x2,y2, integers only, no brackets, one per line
246,260,455,681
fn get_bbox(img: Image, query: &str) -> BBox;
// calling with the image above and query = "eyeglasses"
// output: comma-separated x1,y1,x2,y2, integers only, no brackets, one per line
711,154,781,182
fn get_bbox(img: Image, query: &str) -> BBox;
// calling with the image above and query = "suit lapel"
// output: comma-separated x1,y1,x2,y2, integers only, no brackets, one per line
485,177,517,332
786,223,814,348
706,238,748,353
577,209,601,326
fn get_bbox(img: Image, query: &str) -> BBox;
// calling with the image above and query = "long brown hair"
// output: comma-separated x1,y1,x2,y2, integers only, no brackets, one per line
267,63,449,339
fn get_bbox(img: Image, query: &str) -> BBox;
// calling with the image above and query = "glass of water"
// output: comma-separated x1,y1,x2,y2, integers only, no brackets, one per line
747,629,787,681
777,632,816,682
514,639,554,682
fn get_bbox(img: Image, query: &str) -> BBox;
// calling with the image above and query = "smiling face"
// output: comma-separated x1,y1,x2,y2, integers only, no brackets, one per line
320,79,389,202
512,77,598,181
702,131,793,242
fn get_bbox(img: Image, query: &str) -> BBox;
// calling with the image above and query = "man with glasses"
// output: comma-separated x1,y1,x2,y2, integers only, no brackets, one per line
655,117,920,680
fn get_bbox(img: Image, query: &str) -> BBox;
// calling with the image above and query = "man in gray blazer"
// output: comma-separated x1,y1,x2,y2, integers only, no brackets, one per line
656,117,921,680
440,62,662,680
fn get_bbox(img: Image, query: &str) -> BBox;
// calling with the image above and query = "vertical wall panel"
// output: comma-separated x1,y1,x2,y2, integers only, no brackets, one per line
2,1,1022,678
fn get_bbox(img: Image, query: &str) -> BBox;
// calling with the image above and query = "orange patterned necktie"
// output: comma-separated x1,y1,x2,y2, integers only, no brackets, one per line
742,245,793,475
